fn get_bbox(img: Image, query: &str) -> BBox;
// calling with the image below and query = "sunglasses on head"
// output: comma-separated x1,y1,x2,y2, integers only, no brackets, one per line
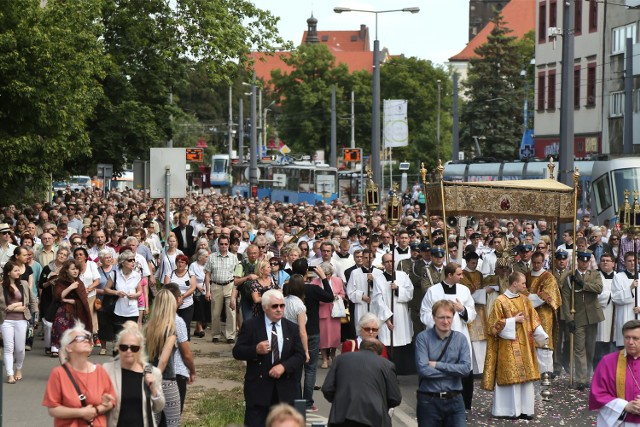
118,344,141,353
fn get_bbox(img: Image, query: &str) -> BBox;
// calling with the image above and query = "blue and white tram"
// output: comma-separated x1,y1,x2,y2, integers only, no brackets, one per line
209,154,231,189
590,157,640,226
231,159,338,203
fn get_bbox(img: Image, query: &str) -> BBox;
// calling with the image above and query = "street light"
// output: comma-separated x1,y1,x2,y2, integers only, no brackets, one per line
334,6,420,190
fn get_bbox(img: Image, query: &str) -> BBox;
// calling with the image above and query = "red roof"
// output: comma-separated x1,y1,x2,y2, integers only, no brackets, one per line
302,30,371,52
449,0,535,62
250,49,373,85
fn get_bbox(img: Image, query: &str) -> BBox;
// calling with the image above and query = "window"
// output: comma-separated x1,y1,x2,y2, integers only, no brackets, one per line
612,24,637,54
549,0,557,28
537,72,546,110
547,70,556,110
587,63,596,107
539,2,547,43
610,91,624,117
575,0,582,35
574,66,581,109
589,0,598,33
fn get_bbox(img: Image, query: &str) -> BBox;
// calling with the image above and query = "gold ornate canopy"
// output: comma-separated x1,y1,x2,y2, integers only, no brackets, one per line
425,178,576,222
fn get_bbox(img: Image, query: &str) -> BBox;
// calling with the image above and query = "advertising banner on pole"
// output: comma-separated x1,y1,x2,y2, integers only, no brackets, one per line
383,99,408,148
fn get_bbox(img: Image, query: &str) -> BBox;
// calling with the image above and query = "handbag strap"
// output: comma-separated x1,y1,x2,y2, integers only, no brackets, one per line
61,363,87,407
435,332,454,362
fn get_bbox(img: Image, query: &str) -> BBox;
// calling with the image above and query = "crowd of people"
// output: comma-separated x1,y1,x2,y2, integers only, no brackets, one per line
0,182,636,426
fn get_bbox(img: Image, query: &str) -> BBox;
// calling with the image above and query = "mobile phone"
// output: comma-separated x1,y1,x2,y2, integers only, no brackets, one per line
307,265,317,272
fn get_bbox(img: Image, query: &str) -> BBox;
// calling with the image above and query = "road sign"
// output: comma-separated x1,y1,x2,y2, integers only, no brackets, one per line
186,148,203,163
520,144,534,159
343,148,361,162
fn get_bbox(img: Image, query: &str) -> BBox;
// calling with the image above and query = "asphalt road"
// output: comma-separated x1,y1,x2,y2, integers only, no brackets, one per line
3,331,599,427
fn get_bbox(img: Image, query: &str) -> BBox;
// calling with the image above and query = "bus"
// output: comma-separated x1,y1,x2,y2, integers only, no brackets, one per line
231,158,338,203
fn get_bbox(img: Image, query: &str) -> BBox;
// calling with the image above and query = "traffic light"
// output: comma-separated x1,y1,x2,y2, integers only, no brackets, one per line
343,148,361,162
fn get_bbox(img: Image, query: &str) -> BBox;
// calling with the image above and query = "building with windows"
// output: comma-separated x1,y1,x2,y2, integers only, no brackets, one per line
534,0,604,159
601,7,640,155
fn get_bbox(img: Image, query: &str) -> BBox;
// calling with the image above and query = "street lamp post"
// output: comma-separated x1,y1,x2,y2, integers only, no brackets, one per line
263,100,276,157
334,6,419,190
437,79,441,160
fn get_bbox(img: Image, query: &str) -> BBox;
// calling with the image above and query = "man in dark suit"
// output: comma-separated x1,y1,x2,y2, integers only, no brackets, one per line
232,289,306,427
172,212,195,257
322,338,401,427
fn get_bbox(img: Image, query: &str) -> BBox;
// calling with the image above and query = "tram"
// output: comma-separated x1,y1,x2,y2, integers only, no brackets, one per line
231,158,338,203
443,157,640,226
209,154,232,189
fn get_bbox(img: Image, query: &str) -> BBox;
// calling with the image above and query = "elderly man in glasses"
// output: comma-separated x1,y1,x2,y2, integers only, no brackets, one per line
233,289,305,427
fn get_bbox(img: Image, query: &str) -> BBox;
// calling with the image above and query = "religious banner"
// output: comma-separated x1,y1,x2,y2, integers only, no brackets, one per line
383,99,408,148
425,179,576,221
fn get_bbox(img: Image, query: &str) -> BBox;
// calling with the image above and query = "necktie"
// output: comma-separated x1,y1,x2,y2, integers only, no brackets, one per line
271,322,280,364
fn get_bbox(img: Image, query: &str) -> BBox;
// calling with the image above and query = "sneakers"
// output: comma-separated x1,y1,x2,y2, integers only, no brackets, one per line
306,406,318,413
25,345,31,351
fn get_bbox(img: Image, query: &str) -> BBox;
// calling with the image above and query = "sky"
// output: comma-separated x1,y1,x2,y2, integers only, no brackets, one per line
251,0,470,66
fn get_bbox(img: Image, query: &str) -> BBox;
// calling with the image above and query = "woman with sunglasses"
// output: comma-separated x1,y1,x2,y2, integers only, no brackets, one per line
103,321,165,427
248,260,280,318
269,257,290,288
340,312,388,358
104,250,142,341
536,236,552,271
43,323,116,426
51,260,93,360
0,260,37,383
163,254,197,340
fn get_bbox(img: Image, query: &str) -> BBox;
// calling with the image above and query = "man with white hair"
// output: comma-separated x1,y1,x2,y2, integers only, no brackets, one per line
588,227,612,264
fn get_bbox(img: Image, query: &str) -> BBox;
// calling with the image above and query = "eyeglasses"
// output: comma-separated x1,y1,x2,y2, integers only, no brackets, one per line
118,344,141,353
0,231,10,235
127,258,135,262
258,245,266,250
300,248,309,252
612,237,620,241
72,334,92,344
91,224,99,227
270,262,280,266
72,241,82,245
257,232,265,236
363,327,379,333
270,303,285,309
537,246,546,250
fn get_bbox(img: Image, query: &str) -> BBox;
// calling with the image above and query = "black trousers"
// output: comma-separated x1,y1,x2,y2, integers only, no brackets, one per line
461,371,474,410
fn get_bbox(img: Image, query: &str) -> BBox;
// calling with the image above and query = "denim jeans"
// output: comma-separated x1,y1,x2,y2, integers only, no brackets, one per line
303,334,321,407
417,393,466,427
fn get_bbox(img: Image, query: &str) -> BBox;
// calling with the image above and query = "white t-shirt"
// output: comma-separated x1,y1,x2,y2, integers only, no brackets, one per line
79,260,100,298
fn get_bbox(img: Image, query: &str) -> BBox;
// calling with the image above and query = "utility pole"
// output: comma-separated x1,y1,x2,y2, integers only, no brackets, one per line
331,85,337,168
558,1,575,187
238,98,244,164
250,75,258,186
257,88,263,160
228,86,233,159
350,91,355,149
452,73,460,162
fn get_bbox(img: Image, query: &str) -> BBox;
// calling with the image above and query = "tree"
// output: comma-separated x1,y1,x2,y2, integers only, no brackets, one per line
380,56,450,171
0,0,105,203
270,43,366,157
460,12,533,160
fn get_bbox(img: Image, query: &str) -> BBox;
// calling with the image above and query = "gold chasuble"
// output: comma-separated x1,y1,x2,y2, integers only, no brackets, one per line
482,293,542,390
461,270,486,341
525,271,562,350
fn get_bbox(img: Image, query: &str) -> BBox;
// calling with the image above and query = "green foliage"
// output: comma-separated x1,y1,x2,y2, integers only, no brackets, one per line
270,43,359,156
0,0,105,204
460,13,534,160
380,56,451,171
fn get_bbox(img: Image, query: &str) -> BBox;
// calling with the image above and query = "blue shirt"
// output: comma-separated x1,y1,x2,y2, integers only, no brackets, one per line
415,328,471,393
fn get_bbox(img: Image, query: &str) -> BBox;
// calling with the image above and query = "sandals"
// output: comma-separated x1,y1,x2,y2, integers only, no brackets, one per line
7,376,15,384
15,371,22,381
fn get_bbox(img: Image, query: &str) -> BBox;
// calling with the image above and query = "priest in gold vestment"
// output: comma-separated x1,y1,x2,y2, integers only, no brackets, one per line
483,271,549,419
525,251,562,373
